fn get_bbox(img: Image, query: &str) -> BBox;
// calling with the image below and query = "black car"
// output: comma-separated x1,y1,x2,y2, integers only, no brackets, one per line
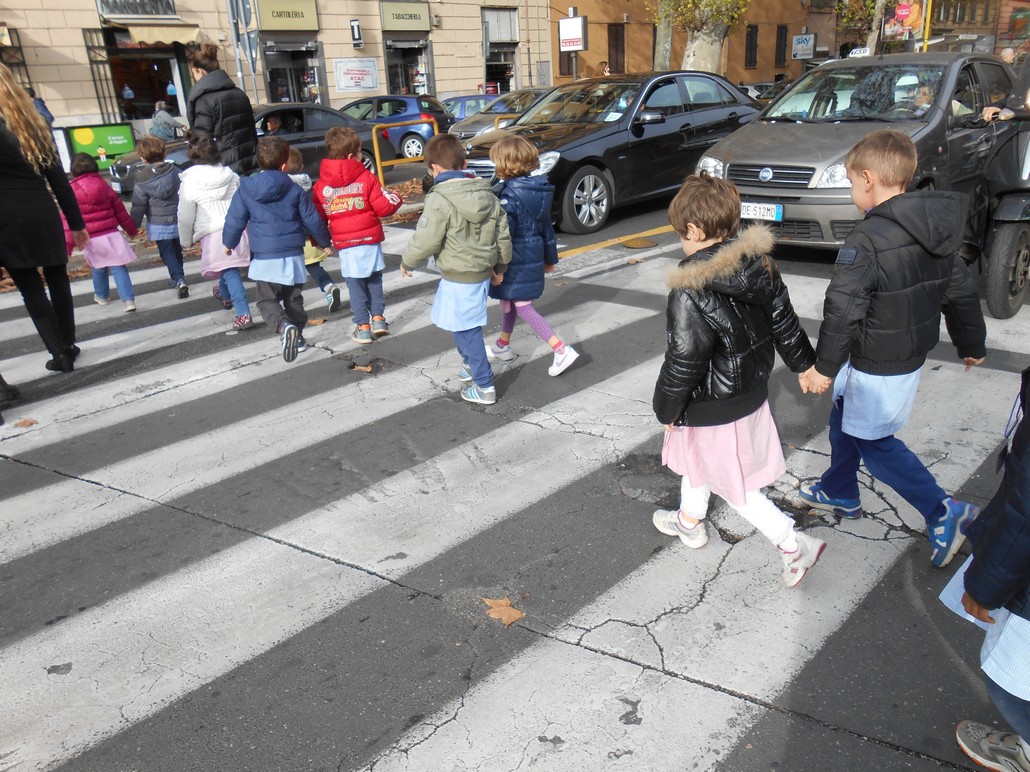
109,102,396,195
463,72,760,234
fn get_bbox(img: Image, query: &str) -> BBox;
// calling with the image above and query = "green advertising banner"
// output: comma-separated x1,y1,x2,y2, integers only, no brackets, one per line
68,124,136,171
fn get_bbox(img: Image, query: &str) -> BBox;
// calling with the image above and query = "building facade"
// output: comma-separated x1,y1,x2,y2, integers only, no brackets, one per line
0,0,553,128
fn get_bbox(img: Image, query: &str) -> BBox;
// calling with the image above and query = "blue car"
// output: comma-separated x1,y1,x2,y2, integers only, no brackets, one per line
442,94,493,120
341,94,455,159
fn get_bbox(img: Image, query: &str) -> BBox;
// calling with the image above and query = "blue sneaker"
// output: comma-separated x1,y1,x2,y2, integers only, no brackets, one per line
798,481,863,519
458,364,473,382
461,383,496,405
929,498,979,568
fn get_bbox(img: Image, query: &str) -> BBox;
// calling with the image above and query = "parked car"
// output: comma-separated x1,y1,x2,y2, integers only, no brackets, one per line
738,81,775,100
757,79,793,102
340,94,455,159
442,94,493,120
448,88,550,141
464,72,760,234
696,52,1015,250
109,102,396,195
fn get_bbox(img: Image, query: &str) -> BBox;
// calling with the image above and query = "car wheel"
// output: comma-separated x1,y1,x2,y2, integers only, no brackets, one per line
560,165,611,234
361,150,377,175
401,134,425,159
985,222,1030,319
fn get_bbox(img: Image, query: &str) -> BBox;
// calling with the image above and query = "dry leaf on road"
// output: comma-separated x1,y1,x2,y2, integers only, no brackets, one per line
306,318,327,326
627,257,645,264
481,596,526,627
352,364,374,373
14,418,38,427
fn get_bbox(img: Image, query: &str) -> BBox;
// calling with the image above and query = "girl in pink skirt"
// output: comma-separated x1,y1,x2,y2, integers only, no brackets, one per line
177,133,253,331
64,153,139,312
652,174,825,588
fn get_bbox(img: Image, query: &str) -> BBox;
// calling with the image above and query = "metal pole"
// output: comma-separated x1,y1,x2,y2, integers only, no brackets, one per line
224,0,245,92
922,0,934,52
248,34,260,105
524,0,533,87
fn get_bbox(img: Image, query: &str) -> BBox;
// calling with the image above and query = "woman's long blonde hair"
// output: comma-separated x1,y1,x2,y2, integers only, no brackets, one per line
0,63,56,173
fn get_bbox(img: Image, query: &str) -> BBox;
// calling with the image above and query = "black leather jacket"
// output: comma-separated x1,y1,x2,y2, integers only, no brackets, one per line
815,191,986,377
186,69,258,175
653,226,815,427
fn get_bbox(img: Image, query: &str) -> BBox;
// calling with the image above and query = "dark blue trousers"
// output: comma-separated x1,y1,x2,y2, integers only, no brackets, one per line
820,398,947,525
453,327,493,389
155,238,185,284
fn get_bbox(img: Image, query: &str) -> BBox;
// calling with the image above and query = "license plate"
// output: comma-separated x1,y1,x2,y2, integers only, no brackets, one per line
110,181,122,193
741,202,782,221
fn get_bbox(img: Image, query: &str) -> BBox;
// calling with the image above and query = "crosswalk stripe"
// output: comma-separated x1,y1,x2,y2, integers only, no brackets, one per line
364,362,1019,770
0,355,666,771
0,301,656,566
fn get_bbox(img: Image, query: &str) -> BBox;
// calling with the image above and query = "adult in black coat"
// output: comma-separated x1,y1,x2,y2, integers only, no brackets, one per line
0,63,88,374
186,44,257,175
955,366,1030,771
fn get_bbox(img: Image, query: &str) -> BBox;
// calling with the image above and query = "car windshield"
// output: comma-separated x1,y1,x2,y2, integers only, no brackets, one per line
516,82,641,125
764,64,946,122
485,91,538,113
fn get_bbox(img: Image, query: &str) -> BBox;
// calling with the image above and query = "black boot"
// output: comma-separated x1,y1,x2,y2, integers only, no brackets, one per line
45,353,73,373
0,374,19,407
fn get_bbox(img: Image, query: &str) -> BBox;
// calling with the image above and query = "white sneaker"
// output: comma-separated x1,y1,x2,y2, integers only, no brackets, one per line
123,300,136,313
548,345,579,376
652,509,709,549
780,532,826,588
487,342,515,362
94,294,112,306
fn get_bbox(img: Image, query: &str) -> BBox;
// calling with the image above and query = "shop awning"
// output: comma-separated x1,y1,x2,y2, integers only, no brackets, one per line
126,25,200,44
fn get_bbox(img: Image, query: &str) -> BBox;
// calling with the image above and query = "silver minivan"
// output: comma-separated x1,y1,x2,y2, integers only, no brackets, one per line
696,52,1014,249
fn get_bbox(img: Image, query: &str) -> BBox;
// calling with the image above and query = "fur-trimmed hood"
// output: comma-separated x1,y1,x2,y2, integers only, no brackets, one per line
666,225,775,298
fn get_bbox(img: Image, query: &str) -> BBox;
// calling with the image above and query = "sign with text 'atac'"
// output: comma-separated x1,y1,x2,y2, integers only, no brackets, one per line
791,33,816,60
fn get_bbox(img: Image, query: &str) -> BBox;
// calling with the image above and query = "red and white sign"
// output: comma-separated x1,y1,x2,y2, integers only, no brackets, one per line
559,16,587,52
895,4,911,20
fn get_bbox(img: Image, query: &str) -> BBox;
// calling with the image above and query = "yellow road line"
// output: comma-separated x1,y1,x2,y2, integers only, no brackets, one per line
557,224,675,259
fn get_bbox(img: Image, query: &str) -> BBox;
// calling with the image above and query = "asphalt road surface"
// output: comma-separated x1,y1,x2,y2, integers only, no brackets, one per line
0,219,1026,771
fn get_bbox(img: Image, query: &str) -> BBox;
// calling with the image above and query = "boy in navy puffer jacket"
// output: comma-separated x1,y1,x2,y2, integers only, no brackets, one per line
223,137,331,363
486,135,578,377
130,136,188,299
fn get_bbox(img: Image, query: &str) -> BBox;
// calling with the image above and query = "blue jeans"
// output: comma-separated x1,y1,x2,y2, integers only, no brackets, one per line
821,398,947,525
155,238,185,285
92,265,134,301
984,672,1030,741
344,271,384,325
453,327,493,389
306,263,334,291
218,268,250,317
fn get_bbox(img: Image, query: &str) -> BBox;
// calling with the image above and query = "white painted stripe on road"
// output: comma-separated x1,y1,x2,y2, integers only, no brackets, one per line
365,363,1019,771
0,301,655,565
0,353,665,772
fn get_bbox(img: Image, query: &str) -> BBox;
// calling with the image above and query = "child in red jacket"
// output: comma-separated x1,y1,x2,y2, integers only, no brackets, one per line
313,127,402,344
64,153,139,312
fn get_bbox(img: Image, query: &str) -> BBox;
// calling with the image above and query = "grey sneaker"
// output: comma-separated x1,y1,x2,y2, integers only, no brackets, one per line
458,363,473,382
652,509,709,549
123,300,136,313
956,720,1030,772
94,294,112,306
781,531,827,588
352,326,373,345
486,342,515,361
371,317,390,337
325,285,342,312
280,322,300,363
461,384,496,405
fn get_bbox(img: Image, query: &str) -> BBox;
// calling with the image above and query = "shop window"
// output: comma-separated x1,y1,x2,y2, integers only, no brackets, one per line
83,29,120,124
608,25,625,73
0,27,32,88
775,25,788,67
745,25,758,69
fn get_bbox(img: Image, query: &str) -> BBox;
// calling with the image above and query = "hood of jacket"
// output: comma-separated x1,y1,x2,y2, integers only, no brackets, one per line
179,163,239,197
240,170,296,204
499,176,552,223
71,172,113,204
136,160,176,185
288,172,312,192
432,177,499,225
866,191,967,258
667,225,776,301
187,69,238,105
316,158,367,187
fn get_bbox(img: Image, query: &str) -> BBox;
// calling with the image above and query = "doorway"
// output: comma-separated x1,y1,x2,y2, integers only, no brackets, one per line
385,41,430,95
265,51,322,104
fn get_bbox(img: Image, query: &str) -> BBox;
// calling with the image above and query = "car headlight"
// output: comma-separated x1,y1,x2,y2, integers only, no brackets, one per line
534,151,560,176
816,163,851,189
474,124,498,137
697,155,725,179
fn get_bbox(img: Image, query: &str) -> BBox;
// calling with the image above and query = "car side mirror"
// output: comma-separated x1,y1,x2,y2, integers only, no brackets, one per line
635,110,666,126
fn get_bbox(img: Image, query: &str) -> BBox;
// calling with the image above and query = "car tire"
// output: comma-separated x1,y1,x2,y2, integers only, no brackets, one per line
985,222,1030,319
560,165,611,235
361,150,377,175
401,134,425,159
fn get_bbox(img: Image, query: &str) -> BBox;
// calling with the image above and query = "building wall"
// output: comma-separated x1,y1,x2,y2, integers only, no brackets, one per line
722,0,818,87
0,0,553,125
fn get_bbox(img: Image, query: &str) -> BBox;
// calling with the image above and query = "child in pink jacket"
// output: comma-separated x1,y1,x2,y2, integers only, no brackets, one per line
64,152,139,312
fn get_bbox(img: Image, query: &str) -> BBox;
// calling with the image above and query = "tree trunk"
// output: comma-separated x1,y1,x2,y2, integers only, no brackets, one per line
653,1,673,70
866,0,889,51
679,23,728,73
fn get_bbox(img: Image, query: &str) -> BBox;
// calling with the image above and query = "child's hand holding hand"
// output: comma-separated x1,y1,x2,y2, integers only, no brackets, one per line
799,366,832,395
964,357,985,371
72,230,89,250
399,266,413,278
544,264,556,274
961,591,995,624
663,423,675,432
490,272,504,286
225,247,233,256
